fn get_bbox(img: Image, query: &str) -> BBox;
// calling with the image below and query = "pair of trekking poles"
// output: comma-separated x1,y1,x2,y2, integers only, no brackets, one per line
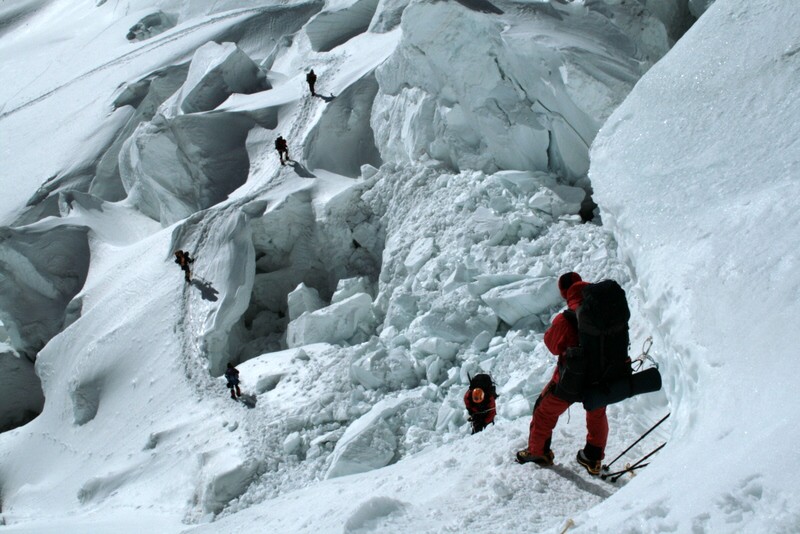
600,412,669,482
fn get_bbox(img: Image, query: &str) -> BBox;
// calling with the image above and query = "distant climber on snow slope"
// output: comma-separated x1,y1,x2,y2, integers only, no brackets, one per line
306,69,317,96
464,373,498,434
275,135,290,165
174,250,194,283
225,362,242,400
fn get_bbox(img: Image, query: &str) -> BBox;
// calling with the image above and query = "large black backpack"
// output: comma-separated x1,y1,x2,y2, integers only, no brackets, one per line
556,280,632,402
468,373,497,400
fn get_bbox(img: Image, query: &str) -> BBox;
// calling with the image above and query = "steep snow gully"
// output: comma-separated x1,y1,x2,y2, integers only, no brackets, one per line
0,0,697,529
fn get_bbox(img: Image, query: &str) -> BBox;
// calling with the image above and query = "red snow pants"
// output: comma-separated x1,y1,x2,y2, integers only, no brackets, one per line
527,378,608,457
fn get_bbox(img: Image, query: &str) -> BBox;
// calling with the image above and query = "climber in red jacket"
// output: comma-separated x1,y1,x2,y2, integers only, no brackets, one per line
516,272,608,475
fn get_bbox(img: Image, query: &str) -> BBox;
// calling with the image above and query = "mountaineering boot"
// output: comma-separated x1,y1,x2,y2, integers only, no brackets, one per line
516,449,555,466
577,444,603,475
576,450,601,475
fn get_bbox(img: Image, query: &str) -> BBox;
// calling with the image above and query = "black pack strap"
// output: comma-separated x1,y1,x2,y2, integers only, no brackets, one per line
598,334,606,381
562,309,577,328
578,321,628,337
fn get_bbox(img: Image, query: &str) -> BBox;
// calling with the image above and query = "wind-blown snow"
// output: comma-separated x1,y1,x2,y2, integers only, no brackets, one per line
7,0,798,533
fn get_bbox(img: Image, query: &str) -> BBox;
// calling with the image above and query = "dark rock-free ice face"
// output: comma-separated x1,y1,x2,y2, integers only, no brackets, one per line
0,350,44,432
0,224,90,357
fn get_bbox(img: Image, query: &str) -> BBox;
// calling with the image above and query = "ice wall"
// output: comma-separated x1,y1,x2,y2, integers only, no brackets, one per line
306,0,380,52
120,42,266,226
304,73,383,177
0,351,44,432
169,207,255,377
167,42,265,115
120,112,254,225
232,178,384,362
0,223,90,357
371,0,672,184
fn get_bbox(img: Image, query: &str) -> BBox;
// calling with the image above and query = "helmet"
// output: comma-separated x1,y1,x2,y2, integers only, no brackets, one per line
471,388,485,404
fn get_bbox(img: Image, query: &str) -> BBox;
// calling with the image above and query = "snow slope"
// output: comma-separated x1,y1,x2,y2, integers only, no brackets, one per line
584,1,800,531
7,0,797,533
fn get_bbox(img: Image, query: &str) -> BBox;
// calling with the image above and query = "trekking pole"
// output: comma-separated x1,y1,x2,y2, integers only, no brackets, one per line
604,442,666,482
603,412,670,471
601,462,652,482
